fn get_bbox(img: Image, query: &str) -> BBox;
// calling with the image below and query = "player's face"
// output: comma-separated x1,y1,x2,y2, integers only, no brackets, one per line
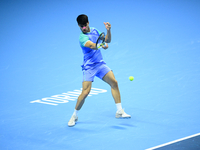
79,22,90,33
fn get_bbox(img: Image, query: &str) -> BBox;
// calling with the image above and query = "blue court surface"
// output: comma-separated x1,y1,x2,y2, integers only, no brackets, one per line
1,0,200,150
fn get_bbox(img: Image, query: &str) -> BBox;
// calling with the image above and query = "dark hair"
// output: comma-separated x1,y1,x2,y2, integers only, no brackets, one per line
76,14,88,25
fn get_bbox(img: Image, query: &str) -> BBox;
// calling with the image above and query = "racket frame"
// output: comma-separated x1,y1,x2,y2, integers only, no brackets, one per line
96,32,105,49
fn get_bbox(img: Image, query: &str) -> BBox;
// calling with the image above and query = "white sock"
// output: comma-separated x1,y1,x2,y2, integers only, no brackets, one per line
116,103,122,112
73,109,79,116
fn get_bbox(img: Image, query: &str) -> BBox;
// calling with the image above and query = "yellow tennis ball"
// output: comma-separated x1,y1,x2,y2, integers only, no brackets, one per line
129,76,134,81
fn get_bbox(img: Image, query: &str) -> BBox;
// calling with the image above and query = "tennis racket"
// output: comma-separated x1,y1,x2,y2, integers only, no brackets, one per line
96,32,106,49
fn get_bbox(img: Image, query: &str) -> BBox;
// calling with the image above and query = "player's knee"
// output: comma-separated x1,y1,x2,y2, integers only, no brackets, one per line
111,79,118,89
82,89,90,97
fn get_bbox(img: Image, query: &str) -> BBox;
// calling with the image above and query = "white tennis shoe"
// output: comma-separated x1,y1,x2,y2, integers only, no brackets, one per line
116,109,131,118
68,109,130,127
68,115,78,127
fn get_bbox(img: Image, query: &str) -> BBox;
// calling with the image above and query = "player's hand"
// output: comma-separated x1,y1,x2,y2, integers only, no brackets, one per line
102,43,108,50
104,22,111,31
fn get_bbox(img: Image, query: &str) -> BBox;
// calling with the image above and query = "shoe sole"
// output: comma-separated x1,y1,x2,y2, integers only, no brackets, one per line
116,115,131,119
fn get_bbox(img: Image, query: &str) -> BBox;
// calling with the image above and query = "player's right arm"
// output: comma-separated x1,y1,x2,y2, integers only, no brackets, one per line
84,41,98,50
85,40,109,50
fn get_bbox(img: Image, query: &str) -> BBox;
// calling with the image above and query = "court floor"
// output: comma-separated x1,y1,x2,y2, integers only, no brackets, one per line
0,0,200,149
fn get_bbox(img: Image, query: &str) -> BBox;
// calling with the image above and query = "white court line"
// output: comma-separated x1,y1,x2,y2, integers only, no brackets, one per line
146,132,200,150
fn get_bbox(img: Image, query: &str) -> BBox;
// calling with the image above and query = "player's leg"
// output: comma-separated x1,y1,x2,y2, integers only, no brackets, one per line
68,81,92,127
75,81,92,110
102,70,121,104
103,70,131,118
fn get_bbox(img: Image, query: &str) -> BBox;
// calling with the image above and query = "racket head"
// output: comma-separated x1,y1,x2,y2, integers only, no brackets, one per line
96,32,105,49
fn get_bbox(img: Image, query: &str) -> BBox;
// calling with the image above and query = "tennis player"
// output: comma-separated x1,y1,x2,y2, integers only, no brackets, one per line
68,14,131,127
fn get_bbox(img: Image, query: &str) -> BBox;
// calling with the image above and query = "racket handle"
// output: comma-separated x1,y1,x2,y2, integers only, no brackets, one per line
97,42,106,49
97,43,100,49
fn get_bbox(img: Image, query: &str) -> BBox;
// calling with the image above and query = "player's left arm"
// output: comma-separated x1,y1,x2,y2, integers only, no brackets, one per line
104,22,111,43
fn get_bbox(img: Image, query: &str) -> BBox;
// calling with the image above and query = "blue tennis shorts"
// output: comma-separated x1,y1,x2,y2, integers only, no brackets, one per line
83,64,111,82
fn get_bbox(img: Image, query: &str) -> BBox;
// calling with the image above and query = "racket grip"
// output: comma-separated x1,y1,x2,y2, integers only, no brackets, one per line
97,42,106,49
97,43,101,49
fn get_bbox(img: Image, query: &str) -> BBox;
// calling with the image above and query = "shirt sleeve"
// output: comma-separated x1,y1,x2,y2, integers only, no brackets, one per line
79,33,89,47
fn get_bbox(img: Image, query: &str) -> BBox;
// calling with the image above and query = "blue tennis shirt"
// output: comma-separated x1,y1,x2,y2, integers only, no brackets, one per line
79,27,106,70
